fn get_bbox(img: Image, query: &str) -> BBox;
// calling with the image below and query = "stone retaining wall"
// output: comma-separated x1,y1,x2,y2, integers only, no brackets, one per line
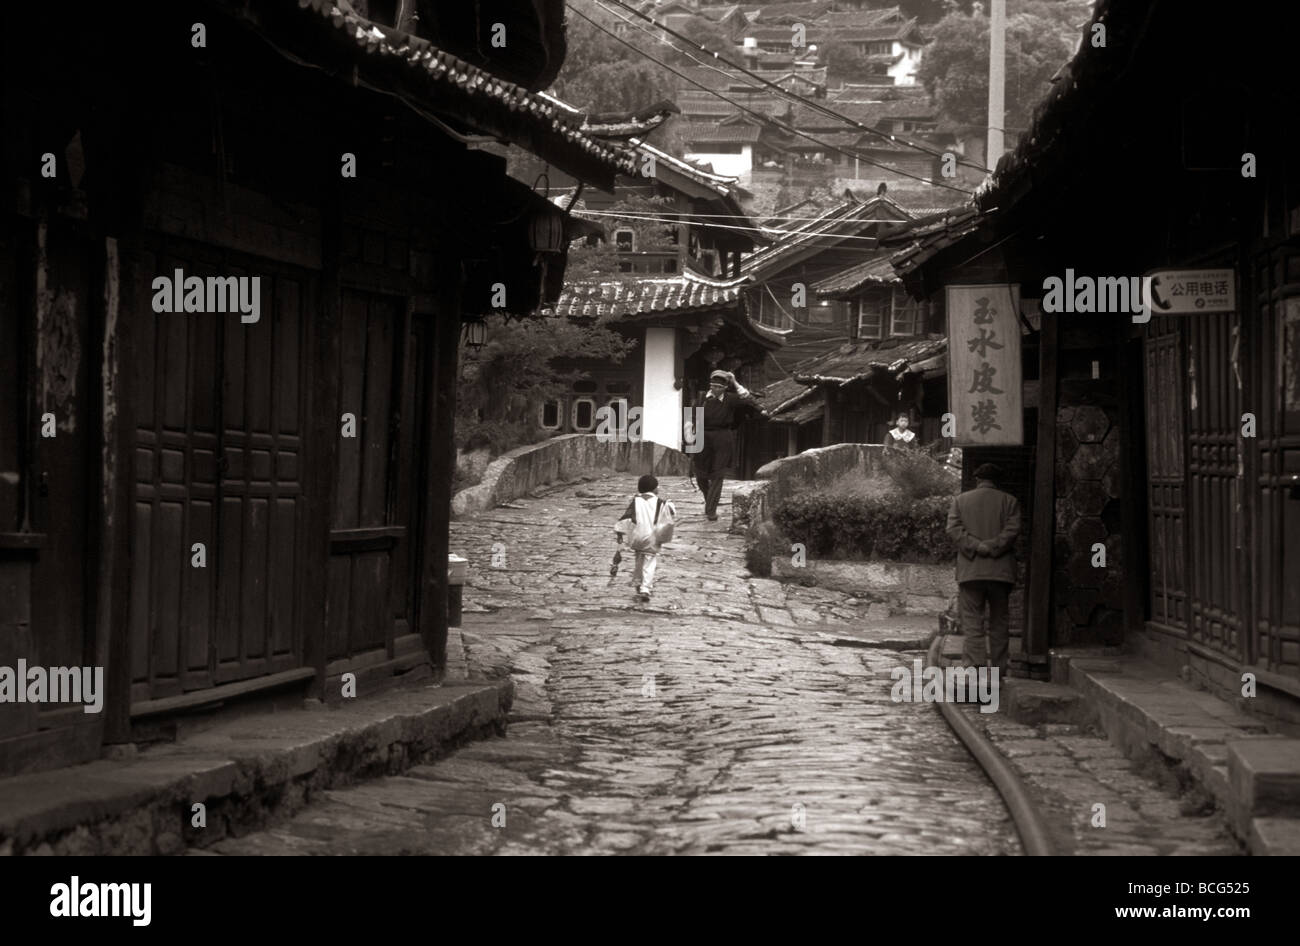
451,434,690,518
771,559,956,614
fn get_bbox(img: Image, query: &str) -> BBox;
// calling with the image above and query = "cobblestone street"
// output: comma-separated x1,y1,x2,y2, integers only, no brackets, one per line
210,473,1240,856
213,473,1019,854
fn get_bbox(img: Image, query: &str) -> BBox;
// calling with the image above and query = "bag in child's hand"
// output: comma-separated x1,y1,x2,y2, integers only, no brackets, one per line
628,497,674,551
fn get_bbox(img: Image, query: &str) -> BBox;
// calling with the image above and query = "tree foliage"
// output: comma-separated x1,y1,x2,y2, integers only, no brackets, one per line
820,40,876,86
456,312,634,445
916,0,1080,136
551,1,681,115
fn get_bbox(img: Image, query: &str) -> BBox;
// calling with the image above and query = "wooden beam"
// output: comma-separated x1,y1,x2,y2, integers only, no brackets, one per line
1116,331,1146,643
1026,310,1058,658
419,262,462,672
96,235,133,744
300,128,345,701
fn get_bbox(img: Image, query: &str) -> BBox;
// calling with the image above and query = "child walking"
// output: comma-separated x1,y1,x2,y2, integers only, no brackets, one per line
614,474,676,602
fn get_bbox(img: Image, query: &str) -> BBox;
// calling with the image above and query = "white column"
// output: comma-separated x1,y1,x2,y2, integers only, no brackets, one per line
642,327,681,450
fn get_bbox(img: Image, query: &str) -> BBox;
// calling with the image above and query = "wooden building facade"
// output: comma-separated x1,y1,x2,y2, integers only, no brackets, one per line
896,0,1300,718
0,0,633,774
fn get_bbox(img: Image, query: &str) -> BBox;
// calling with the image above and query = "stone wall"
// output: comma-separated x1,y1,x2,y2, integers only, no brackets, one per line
1053,404,1124,646
771,559,956,614
451,434,690,518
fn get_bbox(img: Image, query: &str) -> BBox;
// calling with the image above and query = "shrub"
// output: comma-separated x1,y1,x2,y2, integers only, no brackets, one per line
879,448,961,500
744,521,792,577
772,488,954,564
458,419,549,457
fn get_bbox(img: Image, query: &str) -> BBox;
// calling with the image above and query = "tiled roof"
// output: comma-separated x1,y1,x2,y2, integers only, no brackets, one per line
885,206,982,279
629,139,744,197
834,23,921,43
744,24,814,42
793,336,947,386
700,4,748,22
683,122,764,144
811,255,899,296
749,2,834,23
760,376,814,413
288,1,638,183
822,9,909,29
741,198,867,275
760,375,826,423
777,390,825,424
742,192,922,276
550,274,744,319
677,89,787,117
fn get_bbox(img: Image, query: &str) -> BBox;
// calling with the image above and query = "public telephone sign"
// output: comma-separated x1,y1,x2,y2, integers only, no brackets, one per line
1141,268,1235,315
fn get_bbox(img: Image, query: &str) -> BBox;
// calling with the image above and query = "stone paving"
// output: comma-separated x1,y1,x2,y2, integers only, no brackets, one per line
208,472,1244,856
211,473,1018,855
966,709,1242,855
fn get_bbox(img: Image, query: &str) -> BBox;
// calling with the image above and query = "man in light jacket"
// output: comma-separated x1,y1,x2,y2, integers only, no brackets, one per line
945,463,1021,674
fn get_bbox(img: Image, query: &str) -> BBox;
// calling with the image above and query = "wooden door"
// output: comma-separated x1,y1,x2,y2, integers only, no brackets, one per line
130,246,222,700
1252,245,1300,679
326,290,409,663
130,243,309,702
1185,308,1245,661
214,265,309,684
1143,319,1188,629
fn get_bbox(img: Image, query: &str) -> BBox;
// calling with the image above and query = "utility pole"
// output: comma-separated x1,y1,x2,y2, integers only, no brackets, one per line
987,0,1006,166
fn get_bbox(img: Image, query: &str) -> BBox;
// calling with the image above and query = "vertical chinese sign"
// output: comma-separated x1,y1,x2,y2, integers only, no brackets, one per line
947,284,1023,445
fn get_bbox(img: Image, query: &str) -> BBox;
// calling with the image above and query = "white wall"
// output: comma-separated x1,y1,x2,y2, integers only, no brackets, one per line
890,41,921,86
683,145,753,181
642,327,681,451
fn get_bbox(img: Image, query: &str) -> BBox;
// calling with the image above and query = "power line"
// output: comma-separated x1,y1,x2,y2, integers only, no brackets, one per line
590,0,990,174
572,208,899,243
566,4,975,196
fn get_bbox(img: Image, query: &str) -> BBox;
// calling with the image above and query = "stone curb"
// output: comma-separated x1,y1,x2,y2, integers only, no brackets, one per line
0,678,514,855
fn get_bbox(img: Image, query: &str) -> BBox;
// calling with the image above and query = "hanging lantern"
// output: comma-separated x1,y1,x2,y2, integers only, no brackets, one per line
463,318,487,351
529,209,565,254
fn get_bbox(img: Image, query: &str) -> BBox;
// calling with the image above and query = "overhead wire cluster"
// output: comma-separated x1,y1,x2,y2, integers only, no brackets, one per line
567,3,975,197
590,0,989,175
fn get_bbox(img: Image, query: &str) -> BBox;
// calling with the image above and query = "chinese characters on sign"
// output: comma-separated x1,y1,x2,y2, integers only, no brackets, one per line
1141,268,1235,315
947,285,1023,445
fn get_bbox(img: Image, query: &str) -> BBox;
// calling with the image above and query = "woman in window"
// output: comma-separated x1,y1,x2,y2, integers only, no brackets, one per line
883,412,918,451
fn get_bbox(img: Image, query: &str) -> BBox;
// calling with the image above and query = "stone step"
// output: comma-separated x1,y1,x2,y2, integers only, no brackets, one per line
1001,678,1090,727
1229,738,1300,825
1249,816,1300,855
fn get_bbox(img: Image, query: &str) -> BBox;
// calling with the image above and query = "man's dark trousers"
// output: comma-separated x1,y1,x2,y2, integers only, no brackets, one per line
694,428,733,518
958,580,1011,672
